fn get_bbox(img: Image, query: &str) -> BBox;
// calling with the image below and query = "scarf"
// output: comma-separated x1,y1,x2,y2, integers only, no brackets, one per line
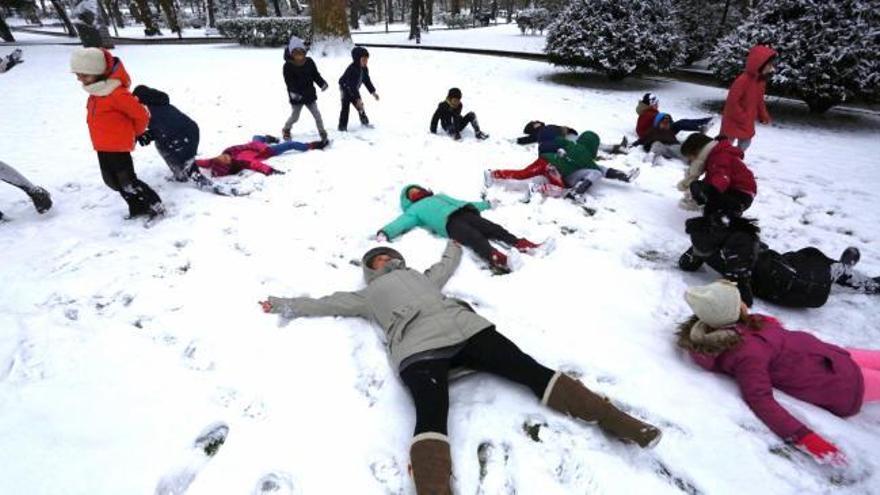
83,78,122,97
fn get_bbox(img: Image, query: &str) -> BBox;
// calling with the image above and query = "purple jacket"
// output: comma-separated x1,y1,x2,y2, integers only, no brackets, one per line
689,315,864,441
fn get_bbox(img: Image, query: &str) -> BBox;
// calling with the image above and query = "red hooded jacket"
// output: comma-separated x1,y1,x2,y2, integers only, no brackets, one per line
704,140,757,197
84,52,149,152
636,106,659,140
720,45,776,140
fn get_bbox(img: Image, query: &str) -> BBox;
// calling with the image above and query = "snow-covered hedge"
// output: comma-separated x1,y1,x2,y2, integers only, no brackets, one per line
441,13,473,29
673,0,745,64
709,0,880,113
216,16,311,47
516,8,550,35
545,0,686,80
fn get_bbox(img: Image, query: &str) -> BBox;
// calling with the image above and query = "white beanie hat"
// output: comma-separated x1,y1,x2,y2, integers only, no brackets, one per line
70,47,107,75
287,36,306,53
685,280,742,328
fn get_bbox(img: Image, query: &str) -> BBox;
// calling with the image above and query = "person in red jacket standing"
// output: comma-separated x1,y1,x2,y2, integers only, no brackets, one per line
677,280,880,466
70,48,164,220
720,45,777,152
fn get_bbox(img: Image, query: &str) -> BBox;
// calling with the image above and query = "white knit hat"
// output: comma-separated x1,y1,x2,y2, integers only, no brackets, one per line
70,48,107,75
684,280,742,328
287,36,306,53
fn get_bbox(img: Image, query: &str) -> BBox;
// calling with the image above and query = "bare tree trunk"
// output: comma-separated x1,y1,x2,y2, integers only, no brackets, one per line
425,0,432,26
451,0,459,13
157,0,181,33
134,0,161,33
108,0,126,27
49,0,78,35
205,0,215,26
408,0,419,39
311,0,351,40
349,0,359,29
251,0,269,15
505,0,511,22
0,11,14,42
270,0,282,15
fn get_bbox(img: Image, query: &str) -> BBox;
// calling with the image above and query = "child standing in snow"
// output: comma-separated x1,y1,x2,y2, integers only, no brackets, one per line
485,131,639,203
70,48,164,220
720,45,776,152
0,49,23,73
680,133,756,217
429,87,489,140
338,46,379,131
131,85,217,192
635,92,713,141
281,36,329,143
261,241,661,494
0,160,52,220
376,185,542,274
677,280,880,466
194,135,326,177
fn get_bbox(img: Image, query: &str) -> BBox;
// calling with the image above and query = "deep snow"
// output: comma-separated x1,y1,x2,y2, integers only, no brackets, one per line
1,42,879,495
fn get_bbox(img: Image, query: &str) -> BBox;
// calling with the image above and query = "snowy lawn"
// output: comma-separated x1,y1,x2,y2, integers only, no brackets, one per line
353,22,545,53
1,44,879,495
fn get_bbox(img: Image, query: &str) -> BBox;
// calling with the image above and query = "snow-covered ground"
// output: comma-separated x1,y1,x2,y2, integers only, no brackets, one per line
353,22,545,53
1,44,879,495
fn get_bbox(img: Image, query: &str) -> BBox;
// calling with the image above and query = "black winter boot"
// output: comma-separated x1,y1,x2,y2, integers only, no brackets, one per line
840,247,860,267
604,168,632,183
678,247,704,272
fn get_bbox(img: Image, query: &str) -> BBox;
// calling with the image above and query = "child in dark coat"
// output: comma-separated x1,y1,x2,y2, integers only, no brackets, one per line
429,87,488,140
338,46,379,131
282,36,328,142
0,160,52,220
131,85,216,192
678,280,880,467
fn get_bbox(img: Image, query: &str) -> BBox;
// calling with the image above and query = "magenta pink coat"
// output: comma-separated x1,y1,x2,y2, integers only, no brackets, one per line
689,315,864,442
195,141,275,177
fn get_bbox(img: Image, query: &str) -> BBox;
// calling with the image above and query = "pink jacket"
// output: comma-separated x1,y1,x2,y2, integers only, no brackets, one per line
195,141,275,177
720,45,776,140
689,316,864,442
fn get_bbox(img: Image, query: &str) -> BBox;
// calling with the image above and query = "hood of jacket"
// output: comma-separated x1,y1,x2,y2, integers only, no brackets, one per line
576,131,600,159
132,85,169,106
745,45,777,77
362,246,406,283
351,46,369,62
635,101,651,116
676,315,744,356
399,183,429,211
83,56,131,97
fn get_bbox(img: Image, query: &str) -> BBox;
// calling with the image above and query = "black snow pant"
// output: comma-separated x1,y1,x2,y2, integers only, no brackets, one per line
399,327,555,436
445,207,519,262
338,94,368,130
97,152,163,217
445,112,481,135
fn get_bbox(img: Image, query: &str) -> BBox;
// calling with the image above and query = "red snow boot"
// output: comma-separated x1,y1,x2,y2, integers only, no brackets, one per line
489,250,511,274
514,238,541,253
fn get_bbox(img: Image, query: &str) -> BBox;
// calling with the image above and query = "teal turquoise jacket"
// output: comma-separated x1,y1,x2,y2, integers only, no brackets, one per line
379,184,492,240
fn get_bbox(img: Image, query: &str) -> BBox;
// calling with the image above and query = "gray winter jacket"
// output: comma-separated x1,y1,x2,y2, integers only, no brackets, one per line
267,241,492,371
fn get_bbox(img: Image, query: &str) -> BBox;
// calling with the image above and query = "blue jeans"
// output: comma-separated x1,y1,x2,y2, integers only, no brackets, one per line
672,117,712,134
252,135,309,156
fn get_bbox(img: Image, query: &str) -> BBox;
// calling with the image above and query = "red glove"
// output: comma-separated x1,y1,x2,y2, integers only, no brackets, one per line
259,300,272,313
797,432,847,466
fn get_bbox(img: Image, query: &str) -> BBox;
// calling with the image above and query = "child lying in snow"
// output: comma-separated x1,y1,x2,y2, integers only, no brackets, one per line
376,184,542,274
194,135,326,177
517,120,627,156
678,280,880,467
485,131,639,203
261,241,661,494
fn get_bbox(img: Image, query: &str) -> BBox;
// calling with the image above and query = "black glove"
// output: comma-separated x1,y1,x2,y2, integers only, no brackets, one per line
136,130,154,146
689,180,711,206
269,168,286,175
678,247,704,272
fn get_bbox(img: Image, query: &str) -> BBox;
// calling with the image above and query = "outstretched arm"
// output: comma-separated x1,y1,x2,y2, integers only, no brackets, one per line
379,212,420,240
263,291,369,319
424,241,462,288
731,354,810,442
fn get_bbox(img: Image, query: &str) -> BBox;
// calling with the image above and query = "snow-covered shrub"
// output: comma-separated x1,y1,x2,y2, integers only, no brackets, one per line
545,0,686,80
516,8,550,35
441,12,472,29
709,0,880,113
673,0,746,64
216,16,311,46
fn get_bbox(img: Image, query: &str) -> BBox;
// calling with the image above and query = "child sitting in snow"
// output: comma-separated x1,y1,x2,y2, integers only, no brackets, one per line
679,133,756,217
376,184,542,274
194,135,326,177
0,160,52,221
429,87,489,140
485,131,639,203
677,280,880,467
632,112,686,165
281,36,329,143
635,92,713,141
338,47,379,131
0,49,23,73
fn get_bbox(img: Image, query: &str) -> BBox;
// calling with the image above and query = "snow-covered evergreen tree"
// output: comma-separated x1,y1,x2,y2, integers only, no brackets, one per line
545,0,686,80
673,0,747,64
709,0,880,113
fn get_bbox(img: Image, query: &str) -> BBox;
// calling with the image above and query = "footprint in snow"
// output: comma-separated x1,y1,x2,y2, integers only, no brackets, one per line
369,454,405,495
154,422,229,495
252,471,296,495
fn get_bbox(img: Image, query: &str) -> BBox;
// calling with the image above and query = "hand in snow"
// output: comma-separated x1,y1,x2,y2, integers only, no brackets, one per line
269,168,286,175
376,232,389,243
797,432,847,467
488,198,501,208
136,131,154,146
320,83,328,91
259,300,273,313
372,93,380,101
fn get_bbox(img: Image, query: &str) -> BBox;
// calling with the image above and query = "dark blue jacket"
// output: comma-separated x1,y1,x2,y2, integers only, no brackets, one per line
517,124,578,154
132,86,199,166
283,58,327,105
338,46,376,101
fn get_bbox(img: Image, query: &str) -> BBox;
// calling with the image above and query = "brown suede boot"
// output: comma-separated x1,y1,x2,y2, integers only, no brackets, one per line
409,433,453,495
542,372,662,449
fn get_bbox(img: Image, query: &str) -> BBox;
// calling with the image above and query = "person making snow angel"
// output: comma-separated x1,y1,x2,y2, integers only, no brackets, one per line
338,46,379,132
429,87,489,140
677,280,880,467
194,135,326,177
376,185,542,274
260,241,662,494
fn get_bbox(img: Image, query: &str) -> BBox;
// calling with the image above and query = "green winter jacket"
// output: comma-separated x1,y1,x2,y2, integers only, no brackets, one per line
541,131,602,178
267,241,492,371
379,184,492,240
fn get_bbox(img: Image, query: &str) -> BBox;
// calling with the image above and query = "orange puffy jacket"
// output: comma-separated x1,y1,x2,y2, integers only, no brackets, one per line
84,52,149,152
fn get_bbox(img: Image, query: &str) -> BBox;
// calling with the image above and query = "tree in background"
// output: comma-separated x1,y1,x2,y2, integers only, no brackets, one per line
312,0,350,41
0,10,14,41
710,0,880,113
674,0,748,64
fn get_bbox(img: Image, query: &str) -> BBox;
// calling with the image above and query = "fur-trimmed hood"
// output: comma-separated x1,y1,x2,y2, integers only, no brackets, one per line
676,315,743,355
